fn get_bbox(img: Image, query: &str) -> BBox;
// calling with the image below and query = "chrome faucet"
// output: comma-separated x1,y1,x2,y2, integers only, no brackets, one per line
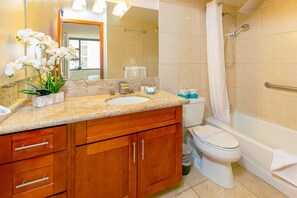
119,82,130,94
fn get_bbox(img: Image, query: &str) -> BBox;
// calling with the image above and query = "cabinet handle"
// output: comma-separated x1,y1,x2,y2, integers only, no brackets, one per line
132,142,136,163
141,139,145,160
15,141,49,151
16,176,49,189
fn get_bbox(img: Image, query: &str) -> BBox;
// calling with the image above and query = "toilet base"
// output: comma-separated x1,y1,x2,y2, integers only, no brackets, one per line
201,155,235,189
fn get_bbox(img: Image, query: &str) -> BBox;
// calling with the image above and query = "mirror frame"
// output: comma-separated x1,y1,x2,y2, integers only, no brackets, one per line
57,10,104,79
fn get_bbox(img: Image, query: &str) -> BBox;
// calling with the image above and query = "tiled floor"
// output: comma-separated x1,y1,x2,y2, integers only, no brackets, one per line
148,163,288,198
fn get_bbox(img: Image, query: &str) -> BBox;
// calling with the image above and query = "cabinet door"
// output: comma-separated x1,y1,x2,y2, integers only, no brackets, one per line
75,135,137,198
138,124,182,197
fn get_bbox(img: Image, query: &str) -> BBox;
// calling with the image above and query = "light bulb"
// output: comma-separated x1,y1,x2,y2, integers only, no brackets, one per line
112,0,128,16
92,0,106,14
72,0,86,11
117,0,128,11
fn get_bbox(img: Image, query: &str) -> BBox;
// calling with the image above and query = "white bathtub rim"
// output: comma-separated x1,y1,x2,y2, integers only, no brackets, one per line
206,116,274,152
233,111,297,135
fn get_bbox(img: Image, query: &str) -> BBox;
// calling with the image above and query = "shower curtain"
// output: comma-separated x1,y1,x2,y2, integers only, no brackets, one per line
206,0,230,124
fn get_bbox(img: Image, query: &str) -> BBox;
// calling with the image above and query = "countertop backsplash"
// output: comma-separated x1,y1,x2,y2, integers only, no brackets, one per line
61,77,159,98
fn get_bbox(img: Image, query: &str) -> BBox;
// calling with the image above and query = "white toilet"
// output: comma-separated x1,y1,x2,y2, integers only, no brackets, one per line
183,98,241,189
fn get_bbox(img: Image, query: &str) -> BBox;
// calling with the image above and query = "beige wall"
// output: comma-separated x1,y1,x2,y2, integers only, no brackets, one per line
107,6,158,79
28,1,72,40
159,0,211,116
0,0,26,87
235,0,297,130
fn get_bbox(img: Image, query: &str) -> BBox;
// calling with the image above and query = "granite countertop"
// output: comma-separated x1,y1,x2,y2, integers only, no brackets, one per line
0,90,189,135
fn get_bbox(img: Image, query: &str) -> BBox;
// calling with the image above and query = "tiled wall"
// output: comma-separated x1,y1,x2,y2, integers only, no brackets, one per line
159,0,238,117
235,0,297,130
159,0,213,116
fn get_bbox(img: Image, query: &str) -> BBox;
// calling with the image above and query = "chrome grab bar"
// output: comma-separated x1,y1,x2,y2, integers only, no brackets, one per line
15,141,49,151
16,176,49,189
264,82,297,92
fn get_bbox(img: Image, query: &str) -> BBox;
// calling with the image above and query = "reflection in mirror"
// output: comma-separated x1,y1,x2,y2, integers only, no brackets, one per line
27,0,158,80
106,2,159,79
60,20,104,80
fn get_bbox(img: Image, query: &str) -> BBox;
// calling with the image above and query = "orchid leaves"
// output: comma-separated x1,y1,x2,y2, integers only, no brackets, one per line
20,76,65,96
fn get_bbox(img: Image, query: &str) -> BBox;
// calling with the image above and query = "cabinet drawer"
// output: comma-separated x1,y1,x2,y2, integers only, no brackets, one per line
13,158,54,194
75,106,182,145
12,133,54,162
0,125,66,164
0,152,66,198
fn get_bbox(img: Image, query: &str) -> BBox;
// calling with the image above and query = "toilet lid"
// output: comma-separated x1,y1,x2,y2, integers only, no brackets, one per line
191,125,239,149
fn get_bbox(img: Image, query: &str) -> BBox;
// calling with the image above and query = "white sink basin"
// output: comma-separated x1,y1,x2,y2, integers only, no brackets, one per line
106,96,150,105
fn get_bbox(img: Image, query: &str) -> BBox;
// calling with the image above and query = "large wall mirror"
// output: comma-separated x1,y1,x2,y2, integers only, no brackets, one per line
27,0,159,80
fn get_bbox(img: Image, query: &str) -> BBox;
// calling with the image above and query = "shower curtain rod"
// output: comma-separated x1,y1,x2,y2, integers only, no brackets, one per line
123,28,146,33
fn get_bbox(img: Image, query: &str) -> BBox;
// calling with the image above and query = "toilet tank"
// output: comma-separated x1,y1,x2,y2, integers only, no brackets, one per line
183,97,206,127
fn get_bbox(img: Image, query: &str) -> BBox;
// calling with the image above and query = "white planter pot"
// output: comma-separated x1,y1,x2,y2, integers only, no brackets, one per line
32,92,65,108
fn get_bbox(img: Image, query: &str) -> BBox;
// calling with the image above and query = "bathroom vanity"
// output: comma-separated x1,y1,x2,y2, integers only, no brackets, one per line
0,90,188,198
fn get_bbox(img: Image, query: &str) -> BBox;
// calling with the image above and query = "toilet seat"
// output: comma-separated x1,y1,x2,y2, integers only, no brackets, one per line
190,125,239,150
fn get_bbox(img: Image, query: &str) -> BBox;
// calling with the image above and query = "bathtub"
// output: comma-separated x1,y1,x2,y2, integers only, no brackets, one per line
206,112,297,197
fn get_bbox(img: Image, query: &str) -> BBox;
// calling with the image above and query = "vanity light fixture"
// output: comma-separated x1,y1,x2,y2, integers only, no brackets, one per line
112,0,128,16
72,0,86,11
92,0,107,14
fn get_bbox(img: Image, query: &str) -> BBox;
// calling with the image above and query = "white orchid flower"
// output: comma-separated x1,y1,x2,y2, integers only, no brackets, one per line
14,60,23,70
35,32,45,39
40,58,47,66
16,29,34,42
32,59,41,69
18,56,29,63
5,62,16,76
47,56,56,66
65,54,72,61
5,67,15,77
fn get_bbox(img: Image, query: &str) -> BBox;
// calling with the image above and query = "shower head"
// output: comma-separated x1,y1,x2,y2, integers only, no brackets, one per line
222,12,229,17
227,24,250,38
222,12,236,18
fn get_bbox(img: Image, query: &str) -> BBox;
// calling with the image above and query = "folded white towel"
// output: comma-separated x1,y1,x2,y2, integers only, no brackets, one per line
271,149,297,187
138,66,147,78
124,66,147,79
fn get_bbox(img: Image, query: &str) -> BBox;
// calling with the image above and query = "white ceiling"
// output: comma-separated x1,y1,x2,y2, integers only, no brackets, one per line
223,0,247,7
122,6,158,23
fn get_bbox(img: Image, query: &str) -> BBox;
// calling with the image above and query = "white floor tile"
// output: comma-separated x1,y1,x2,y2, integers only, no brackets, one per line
233,166,287,198
193,180,257,198
184,165,207,187
147,179,191,198
171,189,200,198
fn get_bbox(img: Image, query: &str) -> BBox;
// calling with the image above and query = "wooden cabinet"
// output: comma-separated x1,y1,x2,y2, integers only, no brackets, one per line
75,135,137,198
73,106,183,198
138,125,182,197
0,106,182,198
0,126,67,198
